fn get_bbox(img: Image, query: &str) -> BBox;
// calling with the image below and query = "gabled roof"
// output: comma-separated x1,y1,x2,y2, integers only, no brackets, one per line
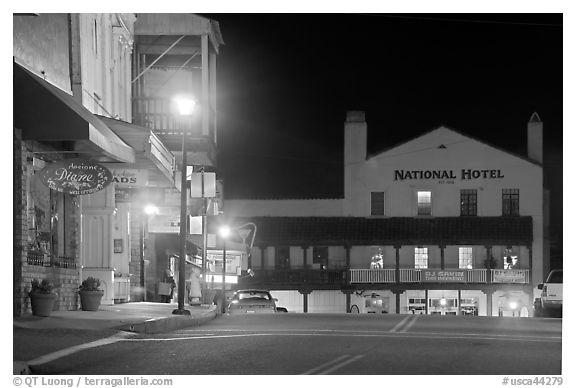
368,125,542,167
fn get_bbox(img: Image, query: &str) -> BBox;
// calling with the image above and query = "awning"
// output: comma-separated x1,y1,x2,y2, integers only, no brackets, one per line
13,61,135,163
97,115,176,188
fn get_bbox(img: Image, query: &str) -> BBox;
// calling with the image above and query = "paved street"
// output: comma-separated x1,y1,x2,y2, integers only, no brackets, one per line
29,313,561,375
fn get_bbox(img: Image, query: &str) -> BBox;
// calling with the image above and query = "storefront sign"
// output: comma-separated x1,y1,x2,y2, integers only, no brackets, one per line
422,270,467,283
111,169,148,187
492,269,528,283
38,159,113,195
394,169,504,181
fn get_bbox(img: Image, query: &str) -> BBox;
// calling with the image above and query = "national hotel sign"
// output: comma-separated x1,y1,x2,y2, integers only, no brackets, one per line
394,169,505,181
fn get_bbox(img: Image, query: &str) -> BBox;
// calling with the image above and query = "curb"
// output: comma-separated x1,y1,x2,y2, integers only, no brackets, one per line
116,306,217,334
13,306,218,374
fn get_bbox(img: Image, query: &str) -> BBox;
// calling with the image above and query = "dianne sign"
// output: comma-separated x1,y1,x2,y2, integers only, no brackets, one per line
422,270,467,283
38,159,113,195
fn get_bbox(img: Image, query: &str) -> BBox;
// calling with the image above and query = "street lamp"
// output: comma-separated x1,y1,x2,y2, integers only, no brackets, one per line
218,225,231,314
140,204,159,301
172,96,196,316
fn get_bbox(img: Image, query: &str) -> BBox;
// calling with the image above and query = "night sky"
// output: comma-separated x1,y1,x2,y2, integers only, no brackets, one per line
202,13,563,261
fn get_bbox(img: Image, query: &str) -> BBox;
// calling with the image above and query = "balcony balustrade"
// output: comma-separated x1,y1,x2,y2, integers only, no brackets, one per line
26,252,77,269
350,269,396,283
240,268,346,286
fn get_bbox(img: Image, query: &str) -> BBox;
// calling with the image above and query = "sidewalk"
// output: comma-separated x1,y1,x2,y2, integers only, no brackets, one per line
13,302,218,374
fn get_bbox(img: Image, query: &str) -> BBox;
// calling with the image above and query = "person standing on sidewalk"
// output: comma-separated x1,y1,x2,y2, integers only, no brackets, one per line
159,269,176,303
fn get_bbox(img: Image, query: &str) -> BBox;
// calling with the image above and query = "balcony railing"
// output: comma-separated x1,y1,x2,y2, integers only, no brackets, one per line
26,252,77,269
240,269,346,285
133,97,194,135
350,269,396,283
350,268,529,284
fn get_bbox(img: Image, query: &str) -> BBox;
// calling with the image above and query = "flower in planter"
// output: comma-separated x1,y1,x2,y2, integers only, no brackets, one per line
30,278,55,294
79,277,103,292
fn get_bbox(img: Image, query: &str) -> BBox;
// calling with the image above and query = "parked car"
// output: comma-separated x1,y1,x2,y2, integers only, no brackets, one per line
227,289,278,314
537,269,563,317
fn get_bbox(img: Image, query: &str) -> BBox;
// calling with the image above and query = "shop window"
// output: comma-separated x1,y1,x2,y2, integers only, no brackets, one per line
275,246,290,270
460,298,479,316
27,172,77,265
417,191,432,215
370,247,383,269
414,247,428,269
408,298,426,314
370,192,385,216
502,189,519,216
458,247,473,269
460,189,477,216
313,246,328,268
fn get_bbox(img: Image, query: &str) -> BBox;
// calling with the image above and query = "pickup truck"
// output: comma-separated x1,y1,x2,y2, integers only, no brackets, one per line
537,269,563,317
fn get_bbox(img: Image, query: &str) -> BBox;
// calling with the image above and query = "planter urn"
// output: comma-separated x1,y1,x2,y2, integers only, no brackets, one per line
79,290,104,311
29,292,57,317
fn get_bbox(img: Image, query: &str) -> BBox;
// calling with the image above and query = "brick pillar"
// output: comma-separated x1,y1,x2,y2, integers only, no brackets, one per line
13,130,27,316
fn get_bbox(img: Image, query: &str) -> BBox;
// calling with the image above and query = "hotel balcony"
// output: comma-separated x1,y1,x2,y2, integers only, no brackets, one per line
238,268,531,289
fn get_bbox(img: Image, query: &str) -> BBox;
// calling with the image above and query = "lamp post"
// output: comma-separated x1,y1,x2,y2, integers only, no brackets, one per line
140,204,159,301
173,96,195,316
218,225,231,314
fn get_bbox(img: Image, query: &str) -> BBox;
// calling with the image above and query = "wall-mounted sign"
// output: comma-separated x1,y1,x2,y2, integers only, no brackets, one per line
422,270,467,283
38,159,113,195
394,169,504,181
492,269,528,283
111,168,148,187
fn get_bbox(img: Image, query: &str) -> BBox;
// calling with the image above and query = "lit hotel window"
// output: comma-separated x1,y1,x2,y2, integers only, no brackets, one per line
417,191,432,215
502,189,519,216
371,192,385,216
414,247,428,268
459,247,473,269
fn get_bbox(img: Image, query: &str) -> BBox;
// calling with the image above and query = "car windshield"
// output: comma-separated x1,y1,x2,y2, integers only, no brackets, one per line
236,291,272,301
547,271,563,283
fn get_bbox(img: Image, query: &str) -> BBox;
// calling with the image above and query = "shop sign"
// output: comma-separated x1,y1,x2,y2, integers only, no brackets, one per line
422,270,467,283
38,159,113,195
492,269,527,283
111,169,148,187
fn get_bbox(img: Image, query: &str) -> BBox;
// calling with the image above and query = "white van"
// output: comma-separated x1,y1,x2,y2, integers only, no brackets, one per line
537,269,563,317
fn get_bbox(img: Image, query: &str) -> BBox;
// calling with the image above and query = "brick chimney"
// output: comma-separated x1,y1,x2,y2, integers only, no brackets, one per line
527,112,543,164
344,111,367,165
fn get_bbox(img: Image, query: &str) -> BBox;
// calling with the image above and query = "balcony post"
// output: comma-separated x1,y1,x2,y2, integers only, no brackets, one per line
261,246,267,271
299,287,311,313
485,245,492,284
302,245,309,269
440,245,445,270
394,245,401,284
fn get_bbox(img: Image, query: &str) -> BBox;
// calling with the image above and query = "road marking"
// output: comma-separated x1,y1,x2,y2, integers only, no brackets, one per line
300,355,351,375
399,315,419,333
318,355,365,375
27,331,136,366
390,315,418,333
124,332,561,343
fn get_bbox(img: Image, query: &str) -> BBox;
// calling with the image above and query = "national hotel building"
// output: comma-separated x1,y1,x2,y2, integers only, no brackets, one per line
224,111,548,317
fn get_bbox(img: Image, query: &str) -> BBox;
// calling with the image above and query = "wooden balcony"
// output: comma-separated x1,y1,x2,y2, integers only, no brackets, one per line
350,268,529,284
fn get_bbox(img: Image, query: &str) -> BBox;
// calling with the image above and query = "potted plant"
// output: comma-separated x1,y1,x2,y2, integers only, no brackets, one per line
29,279,57,317
79,277,104,311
